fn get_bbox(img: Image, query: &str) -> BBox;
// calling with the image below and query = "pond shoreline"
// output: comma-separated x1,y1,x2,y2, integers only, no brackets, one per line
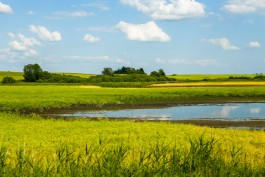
38,99,265,114
38,102,265,130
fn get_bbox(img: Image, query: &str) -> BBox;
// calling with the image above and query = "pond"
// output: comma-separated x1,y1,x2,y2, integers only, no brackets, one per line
44,103,265,129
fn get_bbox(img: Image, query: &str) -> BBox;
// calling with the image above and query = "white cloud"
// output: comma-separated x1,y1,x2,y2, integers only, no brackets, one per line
169,59,190,64
29,25,62,41
24,49,38,57
204,38,240,50
27,11,35,15
18,34,41,46
52,11,94,19
9,41,28,51
7,32,15,38
249,41,261,48
195,59,220,66
0,2,12,14
81,3,110,10
223,0,265,13
83,34,100,43
116,21,170,42
121,0,205,20
155,58,165,64
8,33,41,57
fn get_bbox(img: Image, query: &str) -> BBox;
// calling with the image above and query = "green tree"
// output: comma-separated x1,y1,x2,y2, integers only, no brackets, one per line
150,69,166,77
150,71,160,77
23,64,43,82
158,69,166,77
2,76,15,84
102,67,114,76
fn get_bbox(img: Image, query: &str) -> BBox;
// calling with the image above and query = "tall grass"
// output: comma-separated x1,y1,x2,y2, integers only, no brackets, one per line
0,135,264,176
0,113,264,174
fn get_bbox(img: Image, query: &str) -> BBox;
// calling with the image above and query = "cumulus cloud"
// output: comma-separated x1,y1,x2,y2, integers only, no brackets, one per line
116,21,170,42
17,34,41,46
83,34,100,43
121,0,205,20
203,38,240,50
8,33,41,57
0,2,12,14
249,41,261,48
29,25,62,41
223,0,265,13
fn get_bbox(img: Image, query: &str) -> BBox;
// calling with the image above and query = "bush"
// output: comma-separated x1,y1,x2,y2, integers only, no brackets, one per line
88,74,175,83
2,76,16,84
46,74,87,83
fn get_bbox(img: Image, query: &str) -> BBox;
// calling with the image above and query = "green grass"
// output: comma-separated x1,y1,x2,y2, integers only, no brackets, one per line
1,85,265,112
1,82,265,175
0,71,24,81
168,74,257,82
0,112,264,176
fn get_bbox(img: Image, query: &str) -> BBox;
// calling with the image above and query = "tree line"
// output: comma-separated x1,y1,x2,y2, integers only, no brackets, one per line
2,64,174,84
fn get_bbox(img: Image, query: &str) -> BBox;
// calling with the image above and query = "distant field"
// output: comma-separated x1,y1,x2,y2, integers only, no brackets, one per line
168,74,256,81
56,72,94,78
0,71,93,82
151,81,265,87
0,71,24,81
169,74,257,80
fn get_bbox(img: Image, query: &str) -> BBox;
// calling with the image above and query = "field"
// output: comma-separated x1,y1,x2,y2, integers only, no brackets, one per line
1,75,265,175
151,81,265,87
0,71,24,81
0,112,264,176
168,74,257,81
1,85,265,112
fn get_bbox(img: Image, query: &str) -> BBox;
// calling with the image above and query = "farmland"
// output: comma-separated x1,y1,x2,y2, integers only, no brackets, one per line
1,74,265,176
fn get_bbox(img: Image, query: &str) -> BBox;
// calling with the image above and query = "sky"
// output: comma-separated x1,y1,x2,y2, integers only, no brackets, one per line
0,0,264,74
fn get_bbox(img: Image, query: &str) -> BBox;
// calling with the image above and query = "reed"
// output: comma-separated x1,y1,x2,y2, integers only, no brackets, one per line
0,135,264,176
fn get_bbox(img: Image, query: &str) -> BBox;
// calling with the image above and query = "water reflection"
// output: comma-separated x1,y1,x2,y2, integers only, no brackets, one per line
57,103,265,121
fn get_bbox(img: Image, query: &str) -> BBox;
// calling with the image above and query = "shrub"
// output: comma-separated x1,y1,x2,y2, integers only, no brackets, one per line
2,76,16,84
46,74,87,83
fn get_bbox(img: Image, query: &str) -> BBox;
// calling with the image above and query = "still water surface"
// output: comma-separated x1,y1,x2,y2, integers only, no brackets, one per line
57,103,265,121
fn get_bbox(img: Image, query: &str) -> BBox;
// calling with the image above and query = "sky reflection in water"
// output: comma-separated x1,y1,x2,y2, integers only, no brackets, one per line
60,103,265,121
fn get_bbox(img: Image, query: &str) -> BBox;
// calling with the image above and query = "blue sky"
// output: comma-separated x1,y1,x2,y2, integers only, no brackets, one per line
0,0,264,74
